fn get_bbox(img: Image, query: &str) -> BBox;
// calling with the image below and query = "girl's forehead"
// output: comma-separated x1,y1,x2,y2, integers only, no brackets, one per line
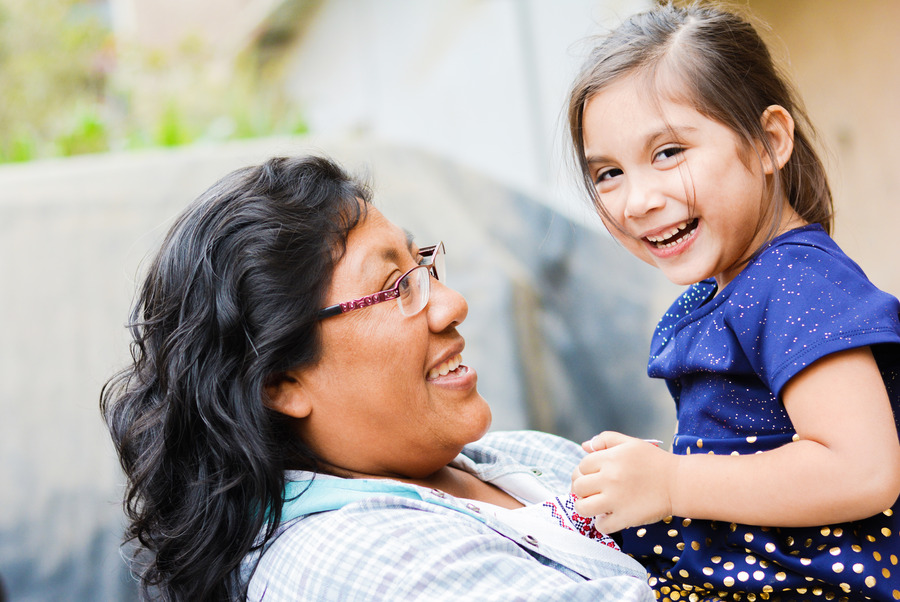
585,76,693,132
589,67,754,145
596,67,698,111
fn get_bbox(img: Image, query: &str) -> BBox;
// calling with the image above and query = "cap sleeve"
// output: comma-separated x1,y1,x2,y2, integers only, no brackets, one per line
726,242,900,398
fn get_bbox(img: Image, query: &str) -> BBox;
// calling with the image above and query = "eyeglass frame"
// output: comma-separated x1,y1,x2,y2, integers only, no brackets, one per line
317,242,445,320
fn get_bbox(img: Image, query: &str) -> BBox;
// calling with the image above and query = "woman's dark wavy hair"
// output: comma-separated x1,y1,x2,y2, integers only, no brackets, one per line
567,1,833,240
100,155,370,600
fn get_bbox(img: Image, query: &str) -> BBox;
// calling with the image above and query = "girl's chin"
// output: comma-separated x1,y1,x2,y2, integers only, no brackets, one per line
662,271,711,286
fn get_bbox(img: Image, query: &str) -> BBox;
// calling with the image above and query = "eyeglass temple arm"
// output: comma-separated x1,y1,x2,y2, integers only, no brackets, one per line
317,289,401,319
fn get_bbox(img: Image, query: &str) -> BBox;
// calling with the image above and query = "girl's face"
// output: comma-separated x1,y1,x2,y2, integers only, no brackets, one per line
582,75,784,289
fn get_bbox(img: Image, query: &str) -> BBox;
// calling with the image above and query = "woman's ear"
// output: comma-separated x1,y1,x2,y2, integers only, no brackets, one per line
759,104,795,174
264,371,312,419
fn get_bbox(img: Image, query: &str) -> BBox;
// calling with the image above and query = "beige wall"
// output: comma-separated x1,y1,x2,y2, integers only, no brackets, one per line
750,0,900,297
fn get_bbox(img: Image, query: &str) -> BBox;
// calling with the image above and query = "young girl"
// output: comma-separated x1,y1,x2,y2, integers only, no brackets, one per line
566,3,900,601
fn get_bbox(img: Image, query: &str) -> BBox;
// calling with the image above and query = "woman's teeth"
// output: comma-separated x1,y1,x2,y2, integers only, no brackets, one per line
645,219,698,248
428,354,463,380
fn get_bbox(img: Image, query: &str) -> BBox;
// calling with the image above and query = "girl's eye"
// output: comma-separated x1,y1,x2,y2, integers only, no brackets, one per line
654,146,684,162
594,167,623,185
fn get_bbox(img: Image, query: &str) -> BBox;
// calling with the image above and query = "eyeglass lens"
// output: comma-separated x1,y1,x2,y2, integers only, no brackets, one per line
397,244,445,316
397,267,430,316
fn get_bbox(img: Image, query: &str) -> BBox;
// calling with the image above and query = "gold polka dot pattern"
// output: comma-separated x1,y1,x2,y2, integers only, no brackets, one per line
621,434,900,601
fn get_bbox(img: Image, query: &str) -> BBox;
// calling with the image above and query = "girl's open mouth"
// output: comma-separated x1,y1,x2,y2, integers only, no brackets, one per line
644,218,699,249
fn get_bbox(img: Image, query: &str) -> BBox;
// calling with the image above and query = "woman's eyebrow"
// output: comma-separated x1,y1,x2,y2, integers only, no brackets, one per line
373,230,417,268
404,229,420,256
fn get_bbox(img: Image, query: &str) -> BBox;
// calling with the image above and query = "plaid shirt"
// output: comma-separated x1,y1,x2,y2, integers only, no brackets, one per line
245,430,653,601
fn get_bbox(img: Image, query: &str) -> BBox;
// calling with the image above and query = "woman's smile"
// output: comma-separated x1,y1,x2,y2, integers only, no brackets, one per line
426,352,462,380
427,357,477,390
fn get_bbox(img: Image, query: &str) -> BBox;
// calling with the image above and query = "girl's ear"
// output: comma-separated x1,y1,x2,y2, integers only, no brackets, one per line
759,104,795,175
264,371,312,419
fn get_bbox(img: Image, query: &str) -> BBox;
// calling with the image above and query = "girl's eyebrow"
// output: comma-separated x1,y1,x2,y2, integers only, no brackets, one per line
585,125,698,164
645,125,697,148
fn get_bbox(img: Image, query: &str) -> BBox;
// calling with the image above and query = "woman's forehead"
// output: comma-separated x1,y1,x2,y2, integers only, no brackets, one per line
358,207,412,249
340,209,415,275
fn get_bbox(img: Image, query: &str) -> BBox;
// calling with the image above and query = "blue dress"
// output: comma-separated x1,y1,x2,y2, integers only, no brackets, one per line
620,225,900,601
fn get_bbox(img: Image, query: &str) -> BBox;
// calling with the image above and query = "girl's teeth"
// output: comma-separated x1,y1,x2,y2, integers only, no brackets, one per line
646,222,688,243
645,220,697,248
428,354,462,380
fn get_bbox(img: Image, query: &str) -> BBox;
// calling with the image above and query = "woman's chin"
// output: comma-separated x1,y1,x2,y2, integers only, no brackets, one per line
451,391,492,448
470,395,493,441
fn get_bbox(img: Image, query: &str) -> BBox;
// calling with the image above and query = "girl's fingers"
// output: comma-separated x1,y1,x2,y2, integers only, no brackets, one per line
592,511,626,534
573,492,607,518
582,433,607,452
582,430,637,453
571,464,583,483
571,469,604,499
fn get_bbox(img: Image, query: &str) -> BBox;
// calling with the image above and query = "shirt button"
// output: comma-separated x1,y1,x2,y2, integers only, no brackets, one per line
465,503,481,513
522,535,539,547
530,469,543,476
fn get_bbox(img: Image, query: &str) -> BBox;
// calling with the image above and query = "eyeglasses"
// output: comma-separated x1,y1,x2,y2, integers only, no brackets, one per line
317,242,445,320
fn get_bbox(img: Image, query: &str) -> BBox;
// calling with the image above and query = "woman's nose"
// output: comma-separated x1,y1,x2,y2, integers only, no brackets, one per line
623,178,666,219
426,279,468,331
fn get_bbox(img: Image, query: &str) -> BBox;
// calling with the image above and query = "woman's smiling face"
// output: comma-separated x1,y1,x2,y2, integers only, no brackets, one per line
278,206,490,479
582,74,782,290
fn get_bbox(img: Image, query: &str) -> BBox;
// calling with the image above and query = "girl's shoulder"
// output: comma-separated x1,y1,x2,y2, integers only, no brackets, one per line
734,224,898,314
748,224,865,283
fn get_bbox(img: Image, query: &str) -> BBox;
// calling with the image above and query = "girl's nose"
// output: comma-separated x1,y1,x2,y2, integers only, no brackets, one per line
623,179,666,219
426,279,468,331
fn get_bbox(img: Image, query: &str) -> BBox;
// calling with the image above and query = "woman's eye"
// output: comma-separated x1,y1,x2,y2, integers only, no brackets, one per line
381,267,402,290
396,272,413,297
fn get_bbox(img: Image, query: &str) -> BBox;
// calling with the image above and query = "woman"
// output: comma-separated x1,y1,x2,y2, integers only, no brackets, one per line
101,155,652,601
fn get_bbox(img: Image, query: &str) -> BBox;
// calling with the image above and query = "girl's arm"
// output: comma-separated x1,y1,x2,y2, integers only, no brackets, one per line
572,346,900,533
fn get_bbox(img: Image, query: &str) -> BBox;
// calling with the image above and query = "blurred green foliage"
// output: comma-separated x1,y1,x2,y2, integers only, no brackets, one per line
0,0,308,164
0,0,109,161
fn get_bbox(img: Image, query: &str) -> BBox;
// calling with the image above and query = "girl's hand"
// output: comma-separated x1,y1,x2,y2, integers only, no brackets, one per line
571,431,677,533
